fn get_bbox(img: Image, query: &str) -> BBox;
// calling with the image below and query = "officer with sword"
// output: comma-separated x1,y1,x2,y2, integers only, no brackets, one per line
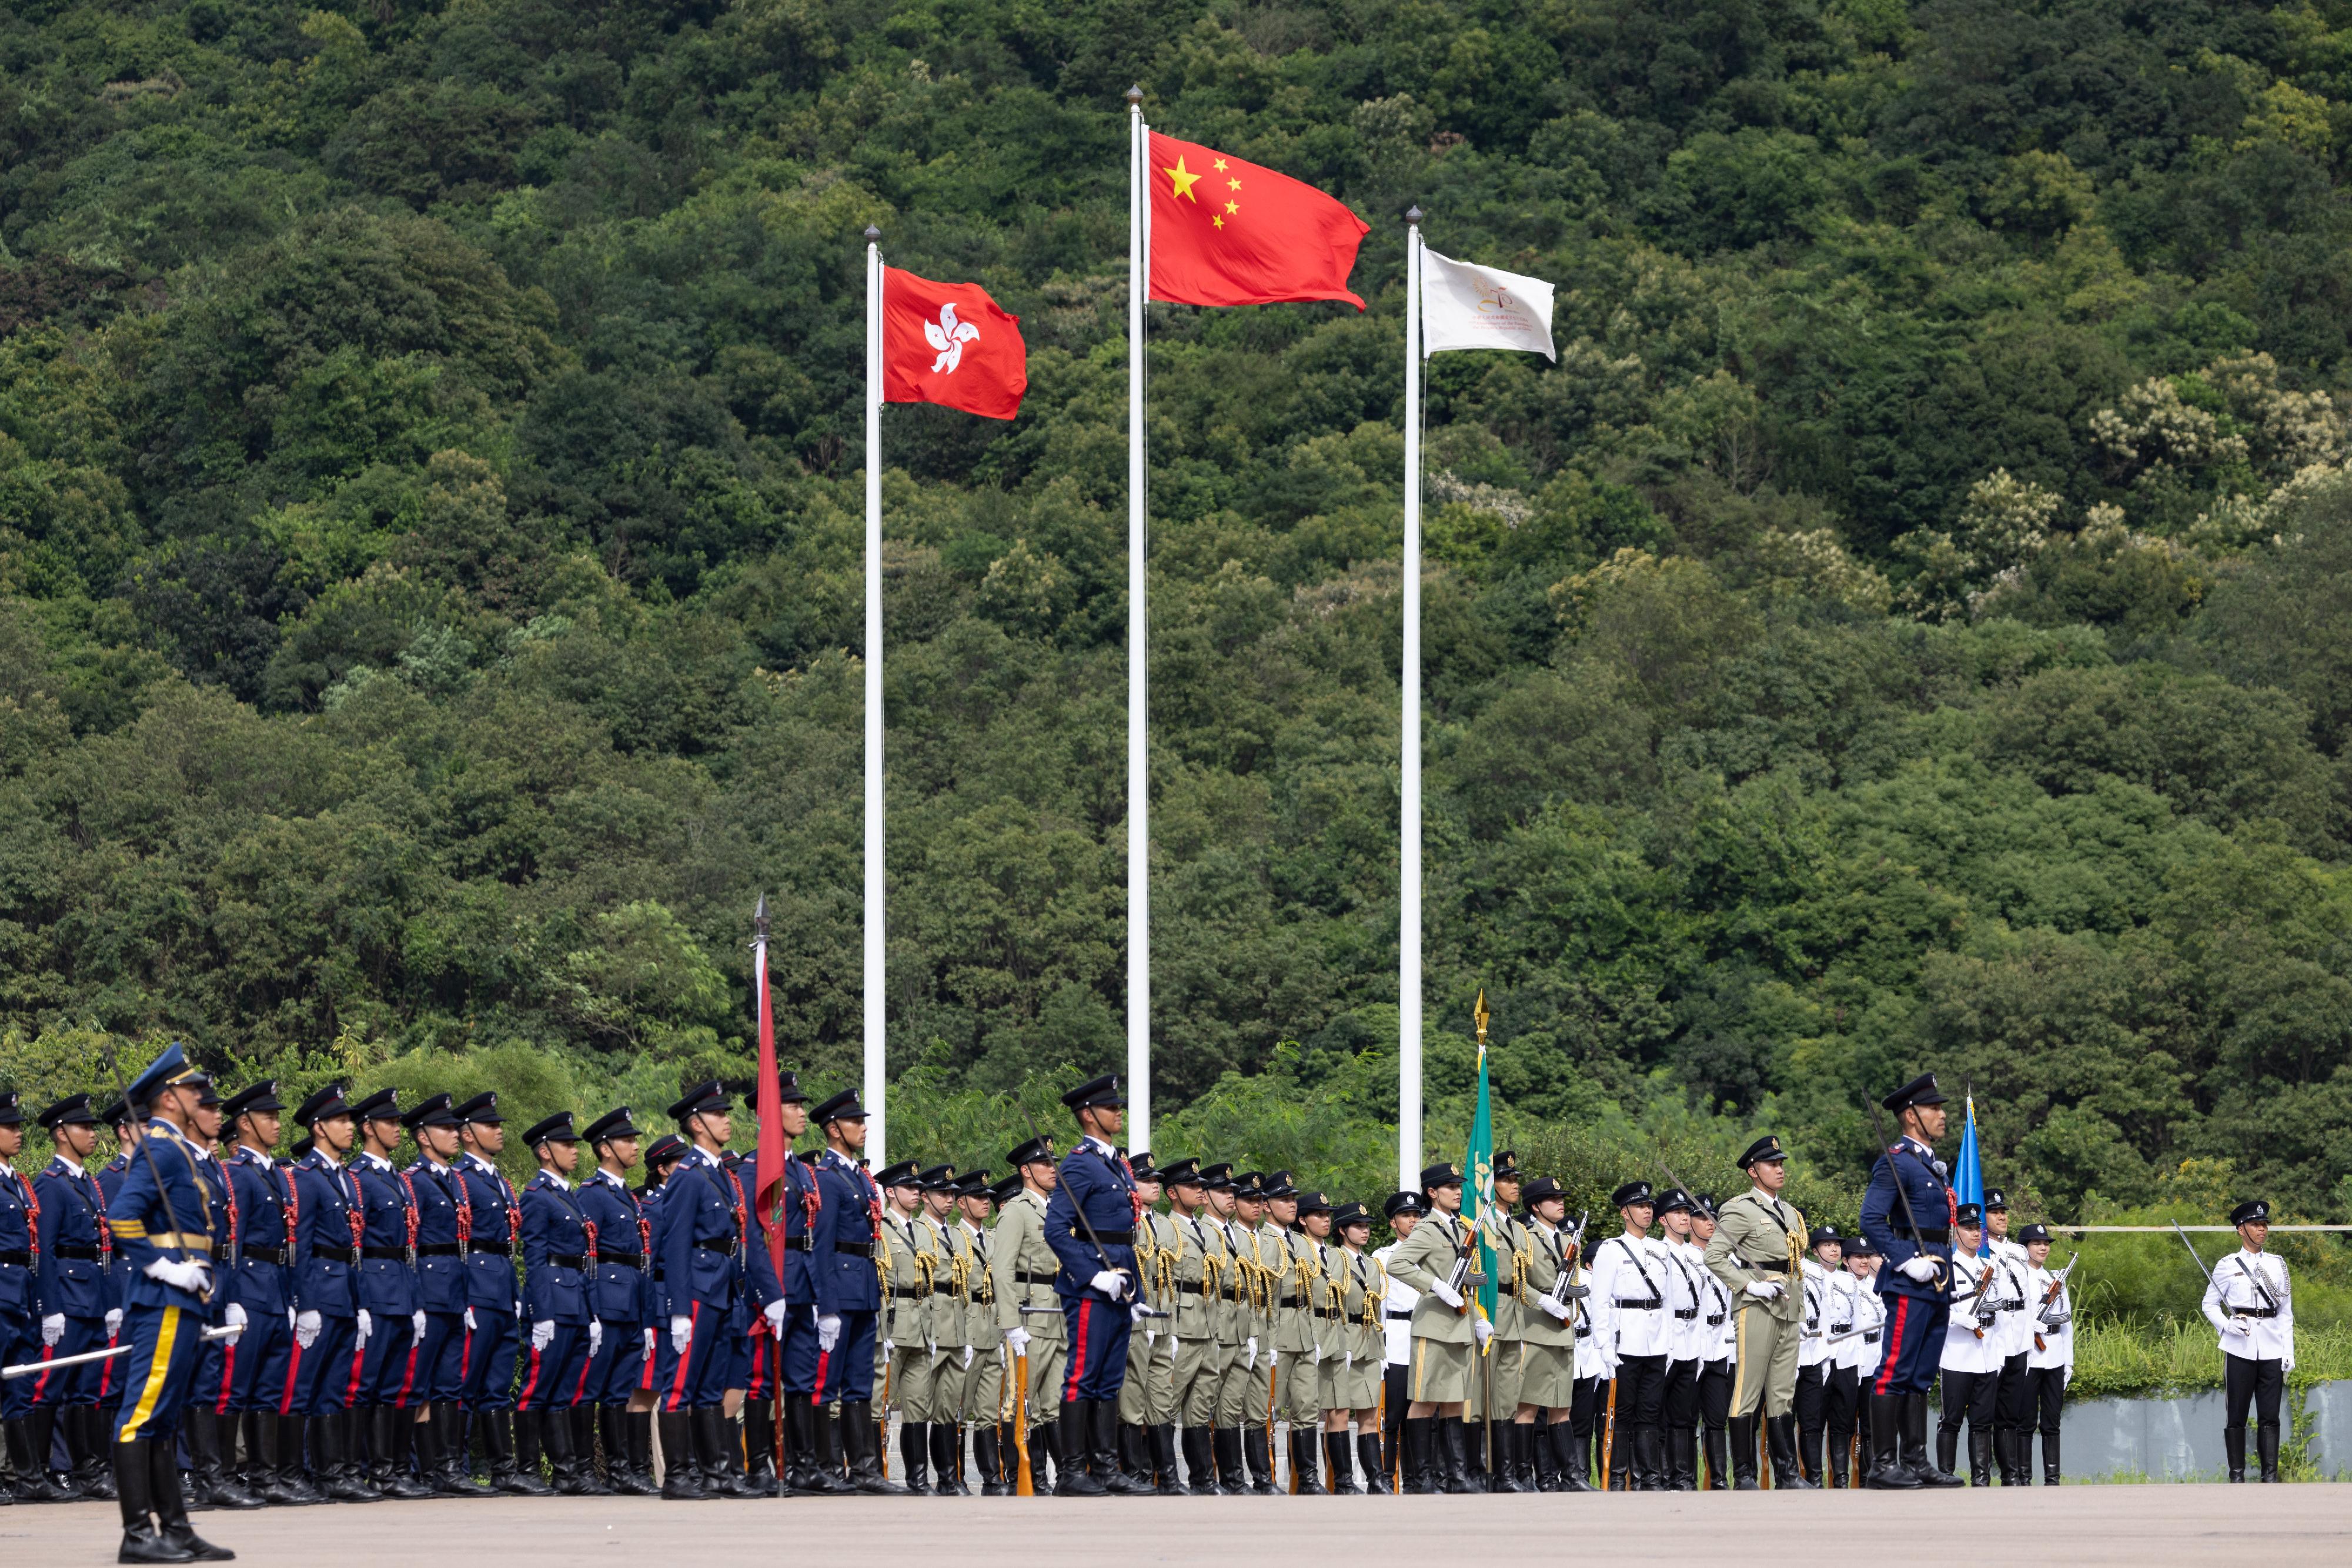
1037,1076,1152,1495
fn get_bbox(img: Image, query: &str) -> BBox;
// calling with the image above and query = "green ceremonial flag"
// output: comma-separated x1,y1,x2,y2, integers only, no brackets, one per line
1466,989,1499,1337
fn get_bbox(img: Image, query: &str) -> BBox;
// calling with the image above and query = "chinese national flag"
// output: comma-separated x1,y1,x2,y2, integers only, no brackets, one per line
881,266,1027,419
1148,131,1369,310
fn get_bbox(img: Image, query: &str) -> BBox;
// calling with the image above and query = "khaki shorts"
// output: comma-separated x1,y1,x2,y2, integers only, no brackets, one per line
1408,1336,1474,1405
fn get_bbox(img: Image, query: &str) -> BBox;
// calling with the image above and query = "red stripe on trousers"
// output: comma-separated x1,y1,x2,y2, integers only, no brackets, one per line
665,1305,700,1413
812,1349,830,1401
345,1338,366,1407
396,1340,419,1409
516,1346,545,1412
572,1336,596,1405
1063,1299,1092,1403
216,1343,237,1413
32,1342,54,1403
1873,1295,1910,1395
280,1341,304,1416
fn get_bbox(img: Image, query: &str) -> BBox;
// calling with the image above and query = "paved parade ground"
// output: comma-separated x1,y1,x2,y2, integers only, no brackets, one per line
11,1489,2352,1567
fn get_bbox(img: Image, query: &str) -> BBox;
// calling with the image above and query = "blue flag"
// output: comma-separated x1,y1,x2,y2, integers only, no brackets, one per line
1955,1092,1987,1256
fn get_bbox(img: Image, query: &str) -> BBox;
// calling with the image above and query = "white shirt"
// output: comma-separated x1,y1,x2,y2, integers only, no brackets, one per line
1657,1231,1702,1361
1681,1238,1733,1362
2025,1263,2074,1376
55,1154,85,1179
1798,1258,1833,1368
2203,1248,2294,1366
1592,1233,1673,1359
237,1146,275,1169
1939,1252,2006,1374
1374,1242,1418,1365
1838,1272,1887,1372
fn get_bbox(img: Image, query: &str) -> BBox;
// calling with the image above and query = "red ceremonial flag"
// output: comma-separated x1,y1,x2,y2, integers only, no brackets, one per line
751,897,787,1278
881,266,1028,419
1147,131,1369,310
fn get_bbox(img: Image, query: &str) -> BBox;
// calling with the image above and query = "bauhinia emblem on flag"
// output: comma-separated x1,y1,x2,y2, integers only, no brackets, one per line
1147,131,1370,310
882,266,1027,419
1421,249,1556,360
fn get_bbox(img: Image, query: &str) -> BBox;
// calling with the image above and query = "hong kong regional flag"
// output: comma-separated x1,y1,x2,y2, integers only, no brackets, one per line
1148,131,1369,310
881,266,1027,420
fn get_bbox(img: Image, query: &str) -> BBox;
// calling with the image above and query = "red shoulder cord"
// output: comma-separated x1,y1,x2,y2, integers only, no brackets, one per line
280,1162,298,1251
344,1168,364,1250
794,1154,822,1231
86,1168,111,1257
16,1173,38,1265
449,1165,472,1248
220,1161,240,1249
395,1171,420,1251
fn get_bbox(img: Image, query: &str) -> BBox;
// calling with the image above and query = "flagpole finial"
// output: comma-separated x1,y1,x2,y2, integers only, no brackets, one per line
1405,205,1422,226
1474,988,1489,1047
1125,84,1143,105
864,225,881,243
754,893,770,941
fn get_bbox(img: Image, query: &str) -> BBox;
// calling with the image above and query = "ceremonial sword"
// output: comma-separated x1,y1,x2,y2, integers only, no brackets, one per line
5,1323,243,1380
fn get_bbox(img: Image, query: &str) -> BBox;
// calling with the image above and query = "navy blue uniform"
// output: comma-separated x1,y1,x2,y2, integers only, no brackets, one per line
456,1153,521,1413
349,1153,420,1407
290,1149,362,1417
1044,1138,1140,1402
812,1150,880,1403
108,1122,222,1447
516,1171,594,1413
717,1151,788,1400
95,1153,130,1415
1859,1135,1957,1396
191,1149,240,1419
31,1155,112,1409
651,1150,772,1410
773,1147,834,1399
0,1161,35,1420
405,1157,470,1407
225,1148,298,1417
578,1169,652,1407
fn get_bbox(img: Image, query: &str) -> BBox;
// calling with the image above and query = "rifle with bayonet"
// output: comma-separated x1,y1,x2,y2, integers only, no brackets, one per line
2032,1252,2078,1352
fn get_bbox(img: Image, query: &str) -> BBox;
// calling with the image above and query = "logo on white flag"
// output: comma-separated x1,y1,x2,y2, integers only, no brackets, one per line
1421,248,1555,361
925,302,980,373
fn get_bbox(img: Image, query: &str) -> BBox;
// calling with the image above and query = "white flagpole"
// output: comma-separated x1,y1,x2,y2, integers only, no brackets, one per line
864,224,887,1168
1126,86,1151,1154
1400,207,1423,1192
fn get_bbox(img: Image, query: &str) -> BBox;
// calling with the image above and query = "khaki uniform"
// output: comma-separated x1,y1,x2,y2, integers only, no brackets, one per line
958,1221,1004,1426
1215,1219,1272,1426
1483,1208,1534,1419
1322,1244,1385,1412
990,1186,1065,1432
1169,1208,1230,1427
1120,1207,1182,1427
1519,1220,1582,1408
1386,1207,1477,1403
1271,1225,1324,1430
928,1216,980,1429
880,1207,943,1422
1703,1188,1807,1418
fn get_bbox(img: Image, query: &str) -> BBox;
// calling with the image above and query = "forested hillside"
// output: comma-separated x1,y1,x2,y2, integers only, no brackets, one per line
5,0,2352,1219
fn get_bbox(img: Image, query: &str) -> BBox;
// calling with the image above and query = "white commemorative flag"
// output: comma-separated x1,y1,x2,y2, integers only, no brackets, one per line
1420,248,1555,360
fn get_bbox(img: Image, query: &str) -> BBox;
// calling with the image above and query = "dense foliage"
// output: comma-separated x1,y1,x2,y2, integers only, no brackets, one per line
7,0,2352,1243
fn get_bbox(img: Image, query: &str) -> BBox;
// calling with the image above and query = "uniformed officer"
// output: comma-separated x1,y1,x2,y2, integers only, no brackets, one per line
1834,1235,1886,1487
397,1092,490,1498
1041,1074,1144,1496
808,1089,892,1492
182,1080,260,1512
452,1091,540,1496
2018,1223,2070,1485
1685,1194,1735,1490
1264,1171,1324,1492
1702,1134,1810,1489
1374,1190,1424,1492
1287,1188,1335,1491
287,1084,375,1502
1515,1176,1585,1492
947,1169,1008,1493
1322,1199,1385,1494
1652,1188,1703,1491
992,1135,1065,1490
0,1091,43,1503
577,1106,657,1496
1202,1164,1257,1492
2203,1197,2293,1483
1936,1205,2005,1485
1591,1179,1672,1490
1223,1171,1277,1493
1481,1154,1531,1491
106,1042,236,1564
90,1101,136,1496
345,1089,431,1499
31,1092,113,1501
1118,1156,1182,1494
513,1111,602,1495
874,1158,938,1490
1795,1224,1840,1484
1157,1157,1224,1494
215,1082,315,1507
1384,1162,1480,1495
1814,1228,1860,1487
1857,1073,1963,1489
739,1071,824,1497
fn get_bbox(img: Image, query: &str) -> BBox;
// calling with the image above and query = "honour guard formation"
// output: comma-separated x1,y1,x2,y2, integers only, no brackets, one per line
0,1055,2301,1557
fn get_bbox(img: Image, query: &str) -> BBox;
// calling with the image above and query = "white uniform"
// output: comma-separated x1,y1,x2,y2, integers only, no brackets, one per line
2202,1249,2294,1367
1567,1263,1610,1380
1797,1258,1833,1370
1939,1254,2006,1374
2024,1263,2073,1376
1591,1233,1673,1360
1682,1239,1733,1362
1659,1235,1703,1362
1836,1273,1886,1373
1987,1251,2034,1359
1374,1242,1418,1367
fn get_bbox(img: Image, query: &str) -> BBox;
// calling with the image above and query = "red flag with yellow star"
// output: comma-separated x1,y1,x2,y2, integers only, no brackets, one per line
1148,131,1369,310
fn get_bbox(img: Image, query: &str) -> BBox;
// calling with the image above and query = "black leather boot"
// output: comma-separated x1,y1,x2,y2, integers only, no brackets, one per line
1438,1419,1475,1493
75,1405,118,1499
1053,1402,1100,1496
971,1424,1004,1495
937,1421,973,1495
1180,1426,1217,1495
658,1411,705,1499
1826,1427,1849,1490
789,1398,850,1495
1481,1424,1520,1492
1398,1418,1431,1494
1726,1415,1760,1489
1967,1427,1992,1487
1358,1430,1387,1493
151,1442,233,1563
1548,1420,1590,1491
568,1406,613,1496
697,1406,751,1497
1767,1415,1816,1489
272,1415,327,1505
840,1400,901,1493
372,1409,433,1499
316,1412,377,1503
896,1418,931,1495
599,1407,655,1496
1703,1425,1729,1490
1150,1423,1182,1495
1325,1431,1358,1493
1860,1394,1917,1487
203,1411,263,1511
2259,1423,2281,1483
1245,1424,1278,1494
496,1409,551,1497
113,1438,192,1564
540,1403,589,1496
11,1413,72,1502
2042,1430,2062,1486
1212,1427,1246,1495
1909,1396,1962,1486
1669,1425,1698,1491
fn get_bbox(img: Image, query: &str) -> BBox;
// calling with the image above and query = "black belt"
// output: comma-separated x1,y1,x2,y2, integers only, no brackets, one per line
548,1253,586,1269
933,1283,959,1296
241,1244,288,1264
1831,1323,1853,1335
53,1243,104,1261
0,1249,28,1267
890,1287,924,1299
1093,1230,1134,1246
416,1242,462,1257
1741,1258,1790,1273
467,1239,512,1257
1615,1297,1661,1310
1314,1309,1344,1321
789,1236,815,1253
693,1239,738,1257
362,1246,413,1262
597,1249,645,1268
1279,1293,1301,1308
1575,1326,1592,1339
1705,1313,1725,1326
1177,1282,1205,1295
1015,1269,1057,1287
1387,1310,1412,1320
2239,1306,2279,1319
1673,1308,1698,1320
834,1241,873,1258
1905,1229,1950,1243
1987,1300,2022,1312
312,1245,358,1264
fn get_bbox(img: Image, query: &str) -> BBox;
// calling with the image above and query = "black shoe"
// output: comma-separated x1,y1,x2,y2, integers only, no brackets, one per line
113,1438,195,1564
1325,1431,1359,1494
840,1400,901,1493
1245,1425,1278,1495
149,1440,233,1562
658,1412,706,1499
1181,1426,1220,1495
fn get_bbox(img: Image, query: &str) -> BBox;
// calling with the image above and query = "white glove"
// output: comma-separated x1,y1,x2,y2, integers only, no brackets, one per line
1745,1281,1784,1300
295,1310,322,1348
1345,1352,1355,1368
1472,1316,1494,1348
41,1314,64,1346
927,1340,937,1357
818,1314,843,1352
670,1314,693,1352
356,1308,372,1344
412,1310,426,1338
225,1303,248,1331
643,1327,656,1356
1897,1256,1940,1283
287,1307,297,1332
1004,1327,1030,1355
531,1319,554,1351
1245,1335,1259,1369
1539,1298,1572,1321
1131,1305,1151,1328
763,1299,789,1335
2227,1314,2252,1336
1311,1343,1322,1363
883,1338,895,1357
2283,1356,2295,1375
963,1344,975,1367
145,1256,213,1295
1429,1279,1464,1309
464,1306,477,1331
105,1308,123,1336
589,1320,603,1356
1088,1268,1128,1300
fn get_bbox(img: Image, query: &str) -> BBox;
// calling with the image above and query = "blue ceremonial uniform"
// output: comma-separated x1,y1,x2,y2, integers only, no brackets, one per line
191,1149,240,1420
31,1154,113,1410
108,1121,222,1447
650,1149,775,1410
225,1148,298,1417
1860,1134,1957,1396
290,1149,362,1417
516,1171,593,1413
348,1154,420,1408
405,1158,470,1407
811,1149,879,1403
774,1147,833,1399
94,1152,131,1415
579,1169,652,1407
1044,1138,1139,1402
0,1160,35,1420
456,1152,521,1414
